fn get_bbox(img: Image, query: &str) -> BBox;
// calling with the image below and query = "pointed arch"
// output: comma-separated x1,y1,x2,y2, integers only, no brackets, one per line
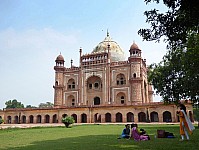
116,112,123,122
81,113,87,123
127,112,134,122
14,115,19,124
86,75,103,105
71,114,77,123
116,92,126,105
163,111,172,122
37,115,42,123
45,114,50,123
94,97,100,105
138,112,146,122
29,115,34,123
7,116,11,124
86,75,102,91
22,115,26,123
150,111,159,122
94,113,101,123
67,78,76,90
116,73,126,85
62,114,67,118
53,114,58,123
105,113,111,122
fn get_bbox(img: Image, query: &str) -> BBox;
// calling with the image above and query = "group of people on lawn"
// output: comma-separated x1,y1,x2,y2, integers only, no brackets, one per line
118,123,150,141
119,104,195,141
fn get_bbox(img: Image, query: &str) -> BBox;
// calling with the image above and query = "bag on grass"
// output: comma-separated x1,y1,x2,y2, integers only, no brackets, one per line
157,130,165,138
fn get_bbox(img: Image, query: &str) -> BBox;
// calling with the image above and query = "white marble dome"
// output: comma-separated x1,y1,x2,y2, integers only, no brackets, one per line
92,33,125,62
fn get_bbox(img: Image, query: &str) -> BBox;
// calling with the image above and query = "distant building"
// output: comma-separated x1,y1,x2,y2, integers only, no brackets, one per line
0,33,194,124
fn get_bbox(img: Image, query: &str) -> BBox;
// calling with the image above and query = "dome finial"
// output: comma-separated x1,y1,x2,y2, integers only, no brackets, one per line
71,59,73,68
107,29,109,37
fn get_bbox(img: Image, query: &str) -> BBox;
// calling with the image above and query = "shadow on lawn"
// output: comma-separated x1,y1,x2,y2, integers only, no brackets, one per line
1,126,199,150
1,134,138,150
2,131,199,150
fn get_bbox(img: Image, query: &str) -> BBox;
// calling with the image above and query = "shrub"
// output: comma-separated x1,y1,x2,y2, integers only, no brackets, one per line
0,118,4,124
62,116,75,128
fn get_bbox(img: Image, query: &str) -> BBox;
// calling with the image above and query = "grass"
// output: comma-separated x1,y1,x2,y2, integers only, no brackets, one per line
0,124,198,150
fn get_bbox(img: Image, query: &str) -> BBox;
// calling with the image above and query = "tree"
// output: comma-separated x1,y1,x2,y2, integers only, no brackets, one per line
0,118,4,124
138,0,199,49
139,0,199,103
148,33,199,103
193,103,199,127
38,102,54,108
26,105,37,108
148,50,183,104
182,32,199,102
5,99,24,109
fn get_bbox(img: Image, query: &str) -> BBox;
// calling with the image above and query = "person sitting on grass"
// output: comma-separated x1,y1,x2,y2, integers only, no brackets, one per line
131,123,150,141
139,128,150,140
118,124,130,139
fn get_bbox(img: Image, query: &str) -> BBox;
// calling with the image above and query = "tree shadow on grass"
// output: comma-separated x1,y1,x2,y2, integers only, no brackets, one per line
1,134,134,150
2,132,199,150
1,126,199,150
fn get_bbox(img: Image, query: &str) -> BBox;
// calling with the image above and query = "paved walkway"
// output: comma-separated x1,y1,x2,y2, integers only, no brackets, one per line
0,123,65,129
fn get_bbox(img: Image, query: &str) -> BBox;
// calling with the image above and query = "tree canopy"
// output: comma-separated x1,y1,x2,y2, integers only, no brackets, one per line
26,105,37,108
38,102,54,108
139,0,199,103
138,0,199,48
5,99,24,109
148,32,199,103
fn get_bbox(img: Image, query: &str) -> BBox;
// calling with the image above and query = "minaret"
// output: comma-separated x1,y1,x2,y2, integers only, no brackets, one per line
106,29,111,63
53,53,65,107
107,30,111,104
78,47,82,106
79,47,82,66
128,42,143,103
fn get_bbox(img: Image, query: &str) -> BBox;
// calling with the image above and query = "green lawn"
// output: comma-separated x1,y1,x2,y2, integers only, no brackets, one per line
0,124,198,150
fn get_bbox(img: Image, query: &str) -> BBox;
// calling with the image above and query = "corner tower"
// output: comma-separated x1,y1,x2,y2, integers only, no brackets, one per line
128,42,143,103
53,54,65,107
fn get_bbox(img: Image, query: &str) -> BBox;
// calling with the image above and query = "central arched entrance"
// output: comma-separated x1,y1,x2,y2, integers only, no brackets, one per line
86,75,102,105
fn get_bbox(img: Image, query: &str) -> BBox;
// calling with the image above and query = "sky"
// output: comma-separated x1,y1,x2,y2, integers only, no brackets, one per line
0,0,168,109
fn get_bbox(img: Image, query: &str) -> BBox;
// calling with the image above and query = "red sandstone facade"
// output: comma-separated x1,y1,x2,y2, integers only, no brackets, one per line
0,33,194,124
